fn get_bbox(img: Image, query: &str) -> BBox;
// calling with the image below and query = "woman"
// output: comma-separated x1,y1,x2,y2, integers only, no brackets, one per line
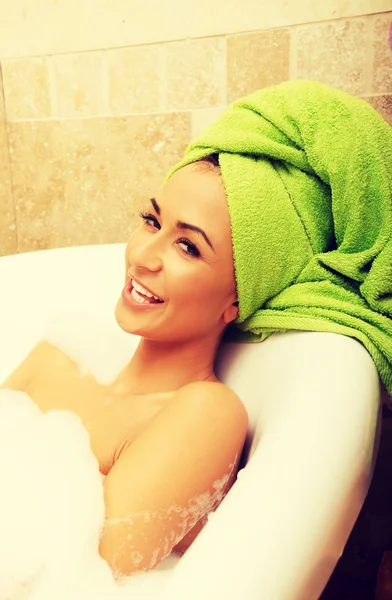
2,79,391,593
0,156,248,577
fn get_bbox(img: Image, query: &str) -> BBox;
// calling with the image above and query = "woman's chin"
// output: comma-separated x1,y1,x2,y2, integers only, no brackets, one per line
114,299,135,331
114,297,157,338
114,299,135,333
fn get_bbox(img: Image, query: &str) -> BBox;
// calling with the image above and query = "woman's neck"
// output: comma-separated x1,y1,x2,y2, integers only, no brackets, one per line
111,335,220,396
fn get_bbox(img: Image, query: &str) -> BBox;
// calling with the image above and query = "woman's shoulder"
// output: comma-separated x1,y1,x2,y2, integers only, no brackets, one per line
177,380,248,423
42,311,139,386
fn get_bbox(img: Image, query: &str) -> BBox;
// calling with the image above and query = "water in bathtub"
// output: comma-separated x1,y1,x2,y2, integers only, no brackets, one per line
0,311,180,600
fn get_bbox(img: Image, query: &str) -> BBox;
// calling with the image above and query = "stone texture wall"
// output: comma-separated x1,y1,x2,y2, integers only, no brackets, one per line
0,8,391,256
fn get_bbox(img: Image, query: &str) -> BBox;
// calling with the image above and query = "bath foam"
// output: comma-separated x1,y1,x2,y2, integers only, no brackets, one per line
43,312,140,386
102,465,235,574
0,389,179,600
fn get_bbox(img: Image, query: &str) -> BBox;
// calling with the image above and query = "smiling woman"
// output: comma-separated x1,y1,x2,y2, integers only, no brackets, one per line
1,154,247,579
1,79,391,598
116,160,238,347
99,161,248,573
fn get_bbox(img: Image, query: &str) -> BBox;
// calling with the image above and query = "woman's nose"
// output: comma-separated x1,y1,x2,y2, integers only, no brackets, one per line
127,235,163,272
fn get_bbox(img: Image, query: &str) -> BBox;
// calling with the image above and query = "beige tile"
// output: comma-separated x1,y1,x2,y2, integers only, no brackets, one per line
297,19,368,95
0,0,190,57
1,57,51,120
0,69,17,256
8,113,191,253
188,0,392,40
192,107,226,139
0,0,389,58
373,15,392,93
50,52,106,118
165,38,226,110
364,95,392,126
107,45,161,114
227,30,290,103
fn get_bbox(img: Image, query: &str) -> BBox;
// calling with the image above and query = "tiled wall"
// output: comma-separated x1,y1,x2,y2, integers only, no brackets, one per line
0,9,391,256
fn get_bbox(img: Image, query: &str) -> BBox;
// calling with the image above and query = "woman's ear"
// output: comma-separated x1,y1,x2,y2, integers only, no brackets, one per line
223,301,239,324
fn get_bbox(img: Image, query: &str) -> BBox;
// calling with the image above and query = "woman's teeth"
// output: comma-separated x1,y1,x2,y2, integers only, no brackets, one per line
131,287,153,304
131,279,164,304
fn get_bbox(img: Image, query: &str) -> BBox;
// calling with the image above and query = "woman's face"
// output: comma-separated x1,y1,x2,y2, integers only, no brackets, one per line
115,162,238,343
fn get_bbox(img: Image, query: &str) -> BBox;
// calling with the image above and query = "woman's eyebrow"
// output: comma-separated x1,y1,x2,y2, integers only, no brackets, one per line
150,198,215,252
150,197,161,215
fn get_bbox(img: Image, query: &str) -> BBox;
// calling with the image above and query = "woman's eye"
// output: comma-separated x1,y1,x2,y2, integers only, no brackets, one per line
139,211,200,258
139,211,160,229
177,239,200,257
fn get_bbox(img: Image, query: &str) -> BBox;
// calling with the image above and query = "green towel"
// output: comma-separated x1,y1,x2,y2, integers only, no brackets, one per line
169,80,392,398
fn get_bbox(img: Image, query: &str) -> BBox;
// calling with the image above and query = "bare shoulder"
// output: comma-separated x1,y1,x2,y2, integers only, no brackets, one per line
178,379,244,403
175,380,248,426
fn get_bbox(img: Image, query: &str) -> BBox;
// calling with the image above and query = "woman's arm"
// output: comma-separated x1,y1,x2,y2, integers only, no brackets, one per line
99,381,248,576
156,333,382,600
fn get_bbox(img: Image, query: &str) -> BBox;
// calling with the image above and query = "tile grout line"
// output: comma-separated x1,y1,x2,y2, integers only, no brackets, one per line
5,106,209,124
358,91,392,98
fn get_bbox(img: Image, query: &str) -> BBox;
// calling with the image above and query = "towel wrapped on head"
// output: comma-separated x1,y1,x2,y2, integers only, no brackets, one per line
169,80,392,399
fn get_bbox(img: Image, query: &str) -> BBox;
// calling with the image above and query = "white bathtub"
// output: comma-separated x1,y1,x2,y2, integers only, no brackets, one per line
0,243,382,600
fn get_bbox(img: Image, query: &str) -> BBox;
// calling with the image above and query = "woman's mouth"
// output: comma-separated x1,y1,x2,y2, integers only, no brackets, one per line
122,278,164,309
132,278,164,303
